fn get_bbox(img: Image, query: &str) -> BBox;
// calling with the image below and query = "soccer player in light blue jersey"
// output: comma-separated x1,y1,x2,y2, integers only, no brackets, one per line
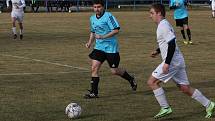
169,0,192,44
84,0,137,99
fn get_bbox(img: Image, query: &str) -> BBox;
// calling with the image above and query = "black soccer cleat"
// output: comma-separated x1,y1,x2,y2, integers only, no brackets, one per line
84,90,99,99
20,34,23,40
130,77,137,91
13,34,17,39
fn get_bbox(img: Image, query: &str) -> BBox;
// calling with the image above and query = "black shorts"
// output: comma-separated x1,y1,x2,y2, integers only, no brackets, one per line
89,49,120,68
175,17,188,27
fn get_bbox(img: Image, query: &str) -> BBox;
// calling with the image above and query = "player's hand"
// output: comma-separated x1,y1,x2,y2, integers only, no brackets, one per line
85,42,91,49
95,34,103,39
162,63,169,74
15,5,19,9
150,51,159,58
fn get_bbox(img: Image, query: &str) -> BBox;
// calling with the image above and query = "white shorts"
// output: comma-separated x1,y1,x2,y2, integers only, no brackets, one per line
152,62,190,85
11,11,24,23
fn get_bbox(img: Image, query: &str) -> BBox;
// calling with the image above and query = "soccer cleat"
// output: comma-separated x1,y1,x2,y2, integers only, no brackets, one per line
205,101,215,118
154,107,173,119
20,34,23,40
130,76,137,91
13,34,17,39
188,41,193,45
84,90,99,99
183,40,189,45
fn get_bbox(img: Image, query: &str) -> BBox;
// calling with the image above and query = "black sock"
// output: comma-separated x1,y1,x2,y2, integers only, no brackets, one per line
186,28,191,41
181,29,186,40
91,77,99,94
121,71,134,84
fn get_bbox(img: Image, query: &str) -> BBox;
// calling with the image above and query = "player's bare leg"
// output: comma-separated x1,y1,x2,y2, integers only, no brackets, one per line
12,17,17,39
177,84,214,118
84,60,101,99
18,22,23,40
111,68,137,91
147,76,172,118
184,25,192,44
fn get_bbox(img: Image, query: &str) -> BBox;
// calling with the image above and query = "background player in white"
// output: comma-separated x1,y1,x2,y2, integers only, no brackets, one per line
6,0,25,39
210,0,215,18
148,4,214,119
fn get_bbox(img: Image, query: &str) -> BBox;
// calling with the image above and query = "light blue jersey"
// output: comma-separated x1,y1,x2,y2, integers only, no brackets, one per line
170,0,188,19
90,11,120,53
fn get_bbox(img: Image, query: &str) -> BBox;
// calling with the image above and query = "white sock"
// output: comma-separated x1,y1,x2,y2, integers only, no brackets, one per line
12,27,17,34
153,87,169,108
191,89,210,108
212,12,215,17
20,29,23,35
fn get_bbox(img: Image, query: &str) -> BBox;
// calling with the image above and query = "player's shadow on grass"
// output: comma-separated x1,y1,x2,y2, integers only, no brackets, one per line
78,113,105,120
99,80,215,98
143,80,215,96
158,110,205,121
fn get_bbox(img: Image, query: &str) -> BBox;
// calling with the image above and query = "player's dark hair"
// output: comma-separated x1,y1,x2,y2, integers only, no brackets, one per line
151,4,166,17
92,0,105,6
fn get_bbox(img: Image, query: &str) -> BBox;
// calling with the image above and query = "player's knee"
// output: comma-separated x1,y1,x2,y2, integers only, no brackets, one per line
91,66,98,74
179,85,190,94
147,80,156,87
110,69,118,75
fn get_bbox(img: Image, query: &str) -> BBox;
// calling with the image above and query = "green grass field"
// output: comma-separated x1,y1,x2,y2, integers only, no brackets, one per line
0,10,215,121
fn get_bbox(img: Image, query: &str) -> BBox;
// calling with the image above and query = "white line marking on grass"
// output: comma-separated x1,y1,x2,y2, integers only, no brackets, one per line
0,54,89,71
0,71,88,76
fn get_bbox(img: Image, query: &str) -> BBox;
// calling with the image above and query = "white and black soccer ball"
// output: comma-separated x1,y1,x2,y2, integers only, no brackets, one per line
65,103,82,119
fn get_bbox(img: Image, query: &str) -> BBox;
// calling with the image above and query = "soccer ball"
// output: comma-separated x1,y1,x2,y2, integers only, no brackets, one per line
65,103,82,119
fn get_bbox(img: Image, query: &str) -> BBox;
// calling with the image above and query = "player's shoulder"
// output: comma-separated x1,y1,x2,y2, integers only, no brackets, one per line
104,11,114,17
158,19,173,30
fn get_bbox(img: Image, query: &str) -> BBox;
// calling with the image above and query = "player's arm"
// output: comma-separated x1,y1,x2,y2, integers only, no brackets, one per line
163,38,176,74
85,32,95,48
151,48,160,58
95,28,120,39
18,0,26,8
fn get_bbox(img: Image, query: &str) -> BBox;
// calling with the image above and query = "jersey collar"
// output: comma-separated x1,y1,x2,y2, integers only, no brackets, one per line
96,11,105,19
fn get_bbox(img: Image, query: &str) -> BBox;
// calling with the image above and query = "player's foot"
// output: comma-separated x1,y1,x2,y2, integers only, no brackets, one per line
130,76,137,91
20,34,23,40
84,90,99,99
13,34,17,39
188,41,193,45
205,101,215,118
183,40,188,45
154,107,173,119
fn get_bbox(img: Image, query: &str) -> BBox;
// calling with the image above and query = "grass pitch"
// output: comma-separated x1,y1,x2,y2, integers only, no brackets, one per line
0,10,215,121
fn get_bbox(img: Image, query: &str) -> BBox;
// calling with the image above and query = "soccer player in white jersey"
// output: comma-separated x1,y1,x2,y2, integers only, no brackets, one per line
148,4,214,119
210,0,215,18
6,0,25,40
84,0,137,99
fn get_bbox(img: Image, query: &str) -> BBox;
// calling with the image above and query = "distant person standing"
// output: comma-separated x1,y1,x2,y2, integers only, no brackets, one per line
210,0,215,18
6,0,25,40
169,0,192,45
31,0,39,12
84,0,137,99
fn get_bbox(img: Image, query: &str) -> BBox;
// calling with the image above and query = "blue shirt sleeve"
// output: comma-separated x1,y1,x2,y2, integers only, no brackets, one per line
107,13,120,30
90,17,95,33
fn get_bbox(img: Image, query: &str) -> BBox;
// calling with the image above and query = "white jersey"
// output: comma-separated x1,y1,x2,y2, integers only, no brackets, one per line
6,0,26,13
152,19,189,84
156,19,185,67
